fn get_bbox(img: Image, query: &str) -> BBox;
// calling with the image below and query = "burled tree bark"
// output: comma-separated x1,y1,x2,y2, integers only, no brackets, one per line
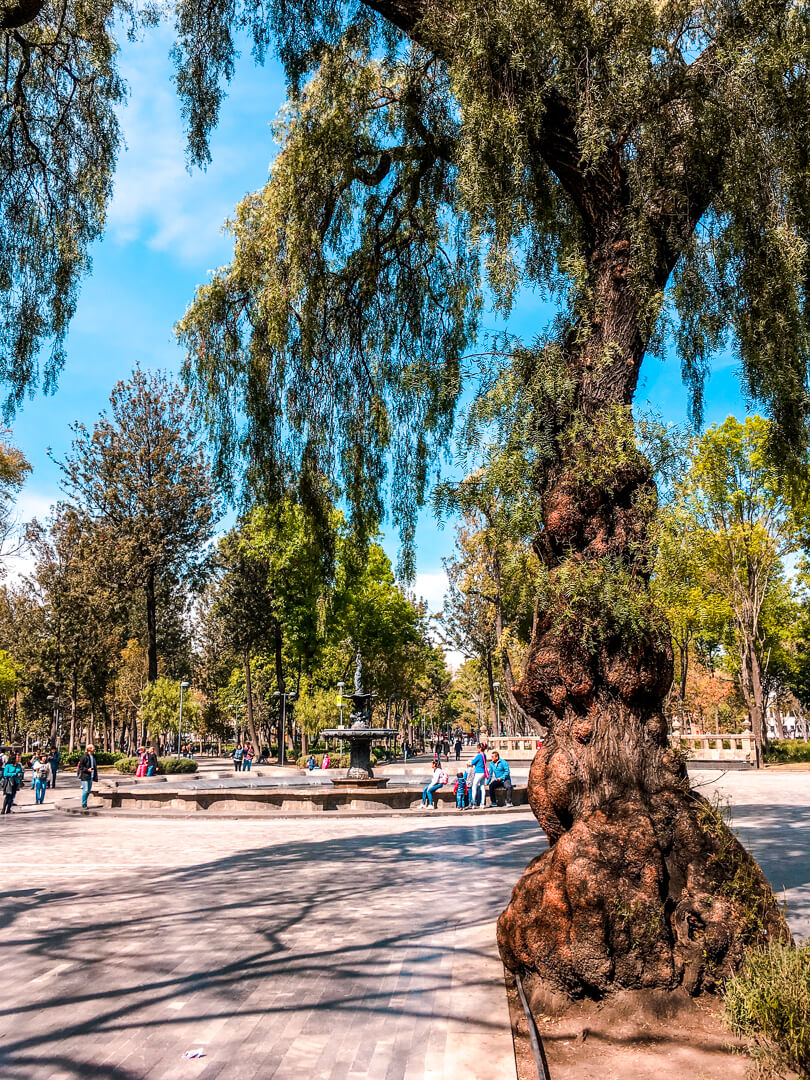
497,301,787,994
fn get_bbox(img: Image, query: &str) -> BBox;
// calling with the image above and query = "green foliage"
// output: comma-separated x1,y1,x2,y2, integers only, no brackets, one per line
115,755,198,774
764,740,810,765
724,943,810,1079
61,750,125,767
58,368,218,681
661,416,810,743
0,648,19,701
172,0,810,550
295,752,351,768
160,757,198,774
0,0,126,411
140,678,200,739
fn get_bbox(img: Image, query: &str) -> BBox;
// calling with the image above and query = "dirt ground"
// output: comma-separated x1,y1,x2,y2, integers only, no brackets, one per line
527,983,753,1080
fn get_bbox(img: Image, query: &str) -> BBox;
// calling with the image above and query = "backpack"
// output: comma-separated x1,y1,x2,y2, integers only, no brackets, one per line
438,770,449,785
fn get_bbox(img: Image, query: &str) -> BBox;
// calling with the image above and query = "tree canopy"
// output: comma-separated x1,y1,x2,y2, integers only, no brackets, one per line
172,0,810,558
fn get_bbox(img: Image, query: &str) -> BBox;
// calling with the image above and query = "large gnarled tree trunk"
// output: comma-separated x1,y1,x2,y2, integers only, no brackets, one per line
498,248,786,997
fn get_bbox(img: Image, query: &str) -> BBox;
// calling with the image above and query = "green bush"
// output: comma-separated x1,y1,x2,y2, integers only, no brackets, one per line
724,942,810,1077
60,750,127,767
113,756,198,775
764,739,810,764
296,752,350,769
159,757,198,774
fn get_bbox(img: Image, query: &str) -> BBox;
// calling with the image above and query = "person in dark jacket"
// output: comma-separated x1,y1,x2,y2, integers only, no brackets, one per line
49,746,60,789
76,744,98,809
146,746,158,777
1,753,23,814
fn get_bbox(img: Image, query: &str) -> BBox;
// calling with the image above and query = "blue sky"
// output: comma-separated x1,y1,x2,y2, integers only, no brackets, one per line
7,22,750,617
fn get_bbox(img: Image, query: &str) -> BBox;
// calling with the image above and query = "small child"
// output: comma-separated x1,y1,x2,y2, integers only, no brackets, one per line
464,760,475,806
453,771,467,810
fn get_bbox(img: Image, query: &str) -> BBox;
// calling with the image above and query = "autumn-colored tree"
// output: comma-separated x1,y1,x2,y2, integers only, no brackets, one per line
671,417,810,761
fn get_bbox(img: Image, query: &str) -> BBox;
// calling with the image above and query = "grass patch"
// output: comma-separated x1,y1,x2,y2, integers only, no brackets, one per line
724,942,810,1078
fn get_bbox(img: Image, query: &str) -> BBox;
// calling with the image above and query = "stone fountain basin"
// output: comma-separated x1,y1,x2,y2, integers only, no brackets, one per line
329,777,390,788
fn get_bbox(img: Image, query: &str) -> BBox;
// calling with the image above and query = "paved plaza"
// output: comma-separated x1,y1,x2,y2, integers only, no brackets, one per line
0,766,807,1079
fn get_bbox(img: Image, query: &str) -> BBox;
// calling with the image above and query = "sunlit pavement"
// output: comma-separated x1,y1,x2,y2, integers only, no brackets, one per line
0,766,806,1079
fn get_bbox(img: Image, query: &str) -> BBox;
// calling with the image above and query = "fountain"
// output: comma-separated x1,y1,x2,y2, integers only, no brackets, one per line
321,652,398,788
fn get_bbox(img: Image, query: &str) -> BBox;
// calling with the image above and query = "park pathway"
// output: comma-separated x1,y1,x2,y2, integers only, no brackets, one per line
1,767,809,1080
0,808,542,1080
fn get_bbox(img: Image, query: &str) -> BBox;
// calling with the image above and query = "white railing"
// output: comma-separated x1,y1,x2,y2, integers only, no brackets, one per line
669,729,754,763
484,735,543,760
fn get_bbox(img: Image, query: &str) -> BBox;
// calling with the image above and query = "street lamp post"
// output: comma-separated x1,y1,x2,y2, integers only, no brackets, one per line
177,681,190,757
493,681,501,738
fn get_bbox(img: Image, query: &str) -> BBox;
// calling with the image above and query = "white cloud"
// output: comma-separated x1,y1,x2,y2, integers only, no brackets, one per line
1,488,58,583
413,570,466,672
107,29,279,264
413,570,449,617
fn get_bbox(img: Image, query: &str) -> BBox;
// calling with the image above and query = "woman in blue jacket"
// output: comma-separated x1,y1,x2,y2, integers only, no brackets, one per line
1,753,24,815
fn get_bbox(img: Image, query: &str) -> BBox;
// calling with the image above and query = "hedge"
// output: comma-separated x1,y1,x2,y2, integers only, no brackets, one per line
297,753,351,769
23,750,126,768
764,739,810,763
115,756,198,775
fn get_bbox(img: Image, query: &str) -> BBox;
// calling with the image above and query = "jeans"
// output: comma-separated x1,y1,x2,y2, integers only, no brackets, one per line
1,789,15,813
243,760,251,771
81,779,92,807
456,790,466,808
146,766,155,777
488,778,513,806
34,778,47,804
470,773,486,807
51,767,57,789
234,760,242,771
422,782,442,807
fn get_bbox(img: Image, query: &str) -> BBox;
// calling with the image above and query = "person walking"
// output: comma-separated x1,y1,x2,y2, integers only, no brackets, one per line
76,745,98,809
29,751,41,789
454,736,462,761
146,746,158,777
34,755,52,804
243,743,254,772
487,751,513,807
1,753,23,814
232,744,244,772
469,744,488,808
49,747,60,789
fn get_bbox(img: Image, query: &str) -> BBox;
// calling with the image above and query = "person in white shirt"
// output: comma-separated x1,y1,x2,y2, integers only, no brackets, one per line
421,766,447,808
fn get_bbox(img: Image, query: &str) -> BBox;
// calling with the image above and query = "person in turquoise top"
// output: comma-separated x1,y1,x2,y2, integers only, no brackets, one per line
488,751,513,806
469,744,488,808
1,753,24,815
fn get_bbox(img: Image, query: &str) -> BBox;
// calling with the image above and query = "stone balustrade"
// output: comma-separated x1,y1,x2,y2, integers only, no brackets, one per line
669,731,755,765
484,731,755,767
483,735,543,761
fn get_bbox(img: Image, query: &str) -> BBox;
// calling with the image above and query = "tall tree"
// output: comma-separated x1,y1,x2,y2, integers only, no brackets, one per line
673,417,810,761
58,368,218,682
7,0,806,998
173,0,807,996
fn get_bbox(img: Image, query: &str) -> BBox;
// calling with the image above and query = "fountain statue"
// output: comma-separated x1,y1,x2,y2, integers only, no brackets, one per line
321,651,398,786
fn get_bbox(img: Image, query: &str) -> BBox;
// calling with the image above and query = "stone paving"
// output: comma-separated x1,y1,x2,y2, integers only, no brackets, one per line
0,796,541,1080
0,765,808,1080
